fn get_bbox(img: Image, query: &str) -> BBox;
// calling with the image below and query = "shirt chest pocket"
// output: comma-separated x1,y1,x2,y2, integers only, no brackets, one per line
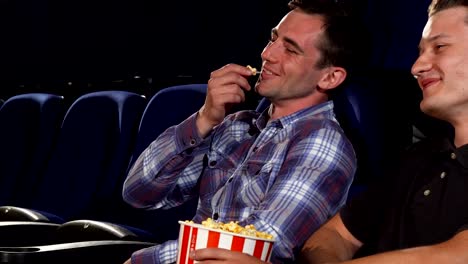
199,153,238,200
234,160,277,206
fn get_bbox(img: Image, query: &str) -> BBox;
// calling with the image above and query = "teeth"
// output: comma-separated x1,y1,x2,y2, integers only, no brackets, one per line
264,69,272,75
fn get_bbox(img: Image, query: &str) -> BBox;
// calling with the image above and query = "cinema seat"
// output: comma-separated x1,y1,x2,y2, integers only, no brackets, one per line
0,93,66,206
0,91,148,245
113,84,207,243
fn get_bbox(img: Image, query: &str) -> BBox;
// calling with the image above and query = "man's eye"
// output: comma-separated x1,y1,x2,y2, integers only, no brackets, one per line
286,48,298,54
434,44,446,51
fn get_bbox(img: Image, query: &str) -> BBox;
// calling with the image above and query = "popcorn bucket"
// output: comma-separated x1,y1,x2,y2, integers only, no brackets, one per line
177,221,275,264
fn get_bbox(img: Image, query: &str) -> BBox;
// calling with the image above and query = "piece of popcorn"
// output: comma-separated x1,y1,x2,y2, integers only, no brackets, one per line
247,65,257,76
194,218,274,240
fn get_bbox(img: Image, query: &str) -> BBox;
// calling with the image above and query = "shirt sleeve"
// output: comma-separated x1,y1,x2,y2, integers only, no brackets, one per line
340,151,407,247
238,126,357,262
340,182,387,244
122,112,209,210
340,137,430,247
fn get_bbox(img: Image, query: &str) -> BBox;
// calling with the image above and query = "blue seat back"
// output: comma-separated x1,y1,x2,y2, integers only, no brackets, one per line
119,84,207,242
29,91,146,220
129,83,208,169
0,93,66,206
255,97,270,113
332,78,385,194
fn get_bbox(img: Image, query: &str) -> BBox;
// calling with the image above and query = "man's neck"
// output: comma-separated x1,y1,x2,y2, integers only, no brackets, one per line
269,96,328,120
453,123,468,148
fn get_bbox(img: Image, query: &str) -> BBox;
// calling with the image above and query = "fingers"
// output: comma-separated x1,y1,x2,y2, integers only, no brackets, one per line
197,63,258,135
211,63,257,79
208,72,249,95
210,63,258,91
190,248,266,264
201,64,253,120
190,248,232,261
206,64,257,109
209,83,245,102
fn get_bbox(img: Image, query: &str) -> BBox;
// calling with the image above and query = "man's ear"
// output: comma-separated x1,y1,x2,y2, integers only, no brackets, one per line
317,66,347,91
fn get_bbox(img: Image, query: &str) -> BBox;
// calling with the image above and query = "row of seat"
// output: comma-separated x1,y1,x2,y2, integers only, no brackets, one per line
0,84,209,242
0,76,408,263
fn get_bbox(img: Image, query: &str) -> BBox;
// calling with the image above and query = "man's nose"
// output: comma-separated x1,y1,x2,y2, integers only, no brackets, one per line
411,54,432,78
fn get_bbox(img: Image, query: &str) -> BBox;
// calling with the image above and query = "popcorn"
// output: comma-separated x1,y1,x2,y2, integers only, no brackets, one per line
178,219,275,263
185,218,274,240
247,65,258,76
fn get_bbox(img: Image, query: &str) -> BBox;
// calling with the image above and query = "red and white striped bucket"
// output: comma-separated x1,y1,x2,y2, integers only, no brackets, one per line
177,221,275,264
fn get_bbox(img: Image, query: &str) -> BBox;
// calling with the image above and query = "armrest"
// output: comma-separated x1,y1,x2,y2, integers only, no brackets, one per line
0,206,64,223
0,219,157,248
55,220,156,243
0,221,60,247
0,240,156,264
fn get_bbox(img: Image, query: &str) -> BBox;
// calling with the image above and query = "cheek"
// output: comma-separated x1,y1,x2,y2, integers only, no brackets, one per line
298,70,322,88
287,71,315,90
450,52,468,78
284,58,322,88
454,61,468,80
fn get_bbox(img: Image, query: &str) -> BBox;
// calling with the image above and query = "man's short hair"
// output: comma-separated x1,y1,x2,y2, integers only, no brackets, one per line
428,0,468,18
287,0,365,71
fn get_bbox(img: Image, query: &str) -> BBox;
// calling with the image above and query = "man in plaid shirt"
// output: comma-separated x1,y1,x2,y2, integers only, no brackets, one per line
123,0,358,262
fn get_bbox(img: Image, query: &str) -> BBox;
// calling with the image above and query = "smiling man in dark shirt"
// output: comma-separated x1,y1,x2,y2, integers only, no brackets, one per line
298,0,468,263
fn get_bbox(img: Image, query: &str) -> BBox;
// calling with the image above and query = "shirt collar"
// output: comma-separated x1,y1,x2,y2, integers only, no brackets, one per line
276,100,335,127
436,138,468,168
454,143,468,169
254,100,335,131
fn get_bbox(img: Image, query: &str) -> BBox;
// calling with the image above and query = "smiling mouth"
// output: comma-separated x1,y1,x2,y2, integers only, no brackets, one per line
420,78,440,90
263,69,273,75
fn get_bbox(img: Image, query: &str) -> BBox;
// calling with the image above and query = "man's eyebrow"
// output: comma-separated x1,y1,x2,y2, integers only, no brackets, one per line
271,28,305,54
419,33,450,50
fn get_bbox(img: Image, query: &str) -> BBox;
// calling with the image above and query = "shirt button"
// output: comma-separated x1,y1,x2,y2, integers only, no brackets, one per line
209,160,217,167
213,213,219,220
451,152,457,159
424,189,431,196
440,171,446,179
190,139,196,145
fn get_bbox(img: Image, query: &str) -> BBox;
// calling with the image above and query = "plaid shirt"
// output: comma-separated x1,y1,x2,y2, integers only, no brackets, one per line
123,100,356,263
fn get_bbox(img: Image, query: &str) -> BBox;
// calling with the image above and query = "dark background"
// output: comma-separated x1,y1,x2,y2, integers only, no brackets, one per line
0,0,431,102
0,0,288,100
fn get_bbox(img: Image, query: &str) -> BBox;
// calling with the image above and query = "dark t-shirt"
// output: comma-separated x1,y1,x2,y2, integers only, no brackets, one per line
341,137,468,257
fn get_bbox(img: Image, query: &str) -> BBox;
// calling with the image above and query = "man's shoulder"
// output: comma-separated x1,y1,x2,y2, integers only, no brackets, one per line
290,118,353,154
405,136,449,154
294,116,343,134
396,137,451,170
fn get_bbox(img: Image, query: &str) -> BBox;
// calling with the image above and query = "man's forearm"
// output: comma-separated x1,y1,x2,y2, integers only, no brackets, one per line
300,227,356,264
301,230,468,264
340,230,468,264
